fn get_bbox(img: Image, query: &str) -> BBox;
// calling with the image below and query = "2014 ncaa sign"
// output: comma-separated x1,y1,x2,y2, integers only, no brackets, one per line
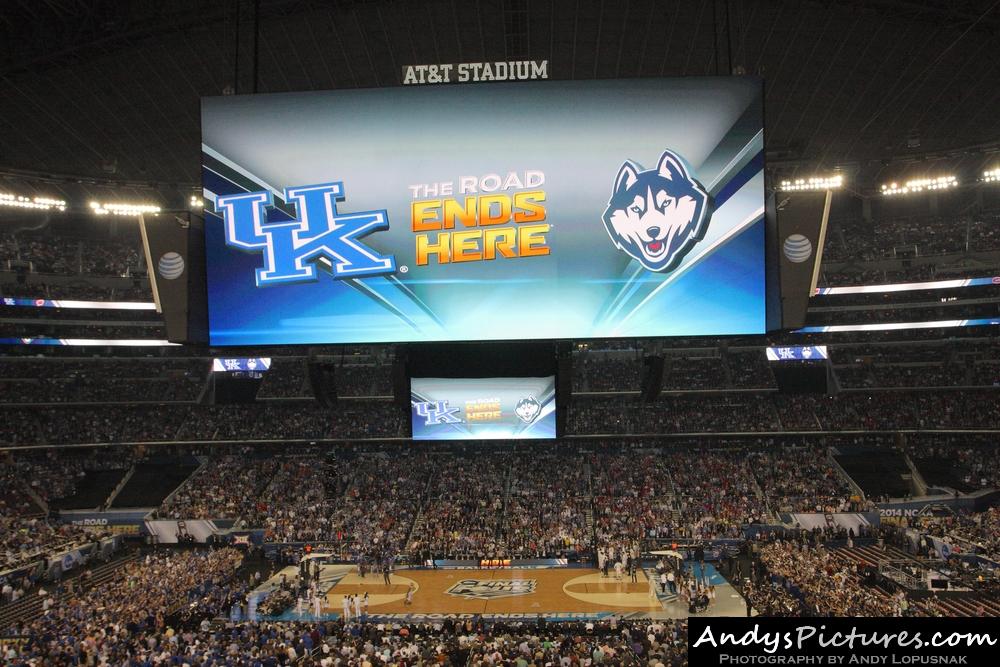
201,76,766,346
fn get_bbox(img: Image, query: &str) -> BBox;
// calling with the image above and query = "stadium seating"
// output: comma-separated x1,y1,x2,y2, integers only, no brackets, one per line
833,448,913,500
109,458,200,508
3,2,1000,658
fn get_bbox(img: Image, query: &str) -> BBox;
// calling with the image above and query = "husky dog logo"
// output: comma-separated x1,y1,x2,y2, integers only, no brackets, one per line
446,579,537,600
602,149,711,272
514,396,541,424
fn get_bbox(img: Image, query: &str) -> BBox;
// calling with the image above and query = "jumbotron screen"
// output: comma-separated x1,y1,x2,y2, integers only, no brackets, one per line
202,77,765,345
410,377,556,441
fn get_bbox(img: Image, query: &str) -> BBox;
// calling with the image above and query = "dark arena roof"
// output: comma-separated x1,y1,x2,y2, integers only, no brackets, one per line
1,1,1000,662
0,0,999,195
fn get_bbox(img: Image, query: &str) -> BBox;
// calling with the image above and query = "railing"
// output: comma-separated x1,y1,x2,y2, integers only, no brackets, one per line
879,559,926,590
103,465,136,509
1,537,93,573
0,551,136,630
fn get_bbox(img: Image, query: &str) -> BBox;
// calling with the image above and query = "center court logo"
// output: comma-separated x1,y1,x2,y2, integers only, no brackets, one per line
216,181,396,287
446,579,537,600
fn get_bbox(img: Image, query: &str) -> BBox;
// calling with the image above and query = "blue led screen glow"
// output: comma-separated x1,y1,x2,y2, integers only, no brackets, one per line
411,377,556,441
202,77,765,345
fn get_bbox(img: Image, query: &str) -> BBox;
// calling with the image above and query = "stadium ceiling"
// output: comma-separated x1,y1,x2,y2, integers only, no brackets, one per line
0,0,998,191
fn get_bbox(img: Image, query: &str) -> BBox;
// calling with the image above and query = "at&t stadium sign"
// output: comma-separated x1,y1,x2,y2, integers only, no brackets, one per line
402,60,548,85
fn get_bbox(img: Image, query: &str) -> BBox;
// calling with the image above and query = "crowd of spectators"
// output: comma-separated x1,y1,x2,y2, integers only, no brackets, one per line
951,507,1000,558
0,352,399,403
11,401,406,446
1,279,151,301
0,409,41,446
409,453,510,559
174,405,258,441
591,453,673,550
770,396,823,430
573,338,998,393
569,395,781,434
464,618,685,667
11,346,1000,417
915,507,1000,561
160,454,279,519
0,276,153,300
3,515,106,571
172,403,406,441
806,301,1000,327
748,447,858,513
0,359,205,380
1,447,129,507
902,436,1000,491
662,356,727,391
2,230,143,277
821,214,1000,263
243,457,337,541
567,389,1000,436
37,405,192,444
726,350,774,389
326,450,429,562
0,458,45,516
0,376,200,404
835,262,1000,288
0,321,167,339
225,449,431,562
502,453,592,558
334,364,393,396
257,359,309,398
0,512,111,572
255,360,392,399
5,582,688,667
4,548,245,665
740,576,801,616
4,434,996,569
573,356,641,392
668,451,765,539
752,541,904,616
0,449,129,571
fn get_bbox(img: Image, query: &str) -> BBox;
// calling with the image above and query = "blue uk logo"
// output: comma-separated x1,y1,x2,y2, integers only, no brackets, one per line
413,400,463,426
216,182,396,287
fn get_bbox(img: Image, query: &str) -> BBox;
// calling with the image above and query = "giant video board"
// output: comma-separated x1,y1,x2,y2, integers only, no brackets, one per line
202,77,765,345
411,376,556,441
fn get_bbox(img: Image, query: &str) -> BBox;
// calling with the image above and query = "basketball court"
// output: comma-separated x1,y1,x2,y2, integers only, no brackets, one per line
254,564,748,621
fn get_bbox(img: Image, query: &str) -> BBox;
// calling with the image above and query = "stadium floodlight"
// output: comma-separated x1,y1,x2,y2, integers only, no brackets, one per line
89,201,161,216
777,175,843,191
189,195,204,208
0,192,67,211
983,168,1000,183
880,175,958,196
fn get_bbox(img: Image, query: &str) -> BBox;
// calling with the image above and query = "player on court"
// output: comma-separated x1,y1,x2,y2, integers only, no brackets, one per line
405,583,415,606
